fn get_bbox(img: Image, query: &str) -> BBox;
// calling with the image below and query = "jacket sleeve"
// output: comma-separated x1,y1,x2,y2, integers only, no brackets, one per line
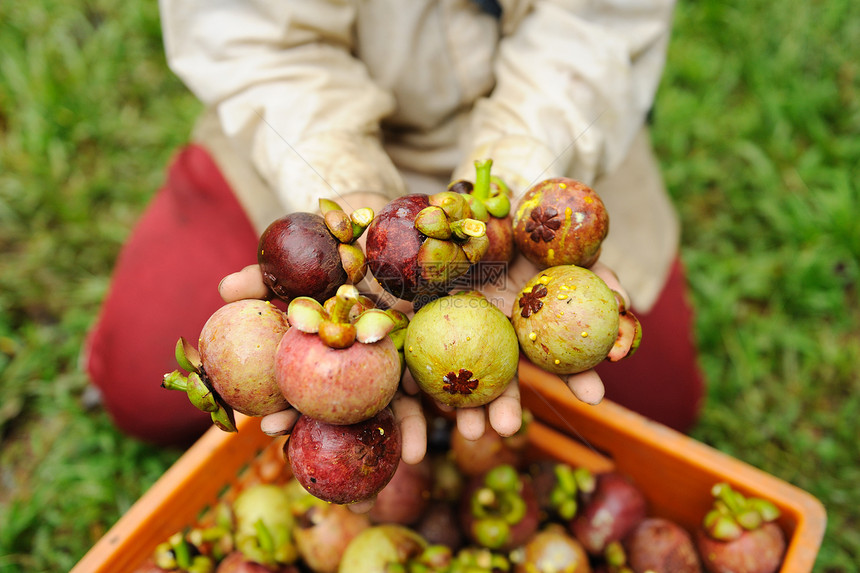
453,0,675,194
159,0,406,214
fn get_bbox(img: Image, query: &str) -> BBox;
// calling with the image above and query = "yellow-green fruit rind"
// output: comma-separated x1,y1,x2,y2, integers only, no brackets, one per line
511,266,619,375
404,292,519,408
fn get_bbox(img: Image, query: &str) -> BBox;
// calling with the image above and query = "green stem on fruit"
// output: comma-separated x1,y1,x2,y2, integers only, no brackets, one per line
472,159,493,201
329,285,360,323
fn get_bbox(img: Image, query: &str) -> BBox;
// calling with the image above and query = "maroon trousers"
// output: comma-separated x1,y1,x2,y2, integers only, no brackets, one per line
85,145,704,446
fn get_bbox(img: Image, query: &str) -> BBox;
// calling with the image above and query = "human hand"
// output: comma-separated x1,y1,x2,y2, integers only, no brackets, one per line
474,255,632,413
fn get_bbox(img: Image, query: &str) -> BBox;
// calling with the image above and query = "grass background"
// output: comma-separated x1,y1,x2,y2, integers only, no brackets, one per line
0,0,857,571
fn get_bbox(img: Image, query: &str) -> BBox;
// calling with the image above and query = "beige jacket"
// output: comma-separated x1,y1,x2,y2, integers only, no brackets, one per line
160,0,679,311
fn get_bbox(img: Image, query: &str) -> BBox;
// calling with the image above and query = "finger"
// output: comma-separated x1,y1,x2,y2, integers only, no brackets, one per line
400,367,420,396
564,370,605,405
455,407,487,441
347,498,376,514
391,393,427,464
260,409,301,436
589,261,631,310
488,377,523,437
218,264,270,303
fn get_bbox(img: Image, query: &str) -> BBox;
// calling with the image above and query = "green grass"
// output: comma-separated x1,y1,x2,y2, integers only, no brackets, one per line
0,0,858,571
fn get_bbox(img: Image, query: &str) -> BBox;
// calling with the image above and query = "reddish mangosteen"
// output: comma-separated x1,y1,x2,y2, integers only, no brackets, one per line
449,159,516,273
258,200,373,303
510,265,642,403
569,471,648,556
404,291,519,409
415,502,466,550
162,299,290,432
695,482,786,573
286,479,371,573
368,458,433,525
512,177,609,269
624,517,702,573
365,192,489,306
510,524,591,573
459,464,541,551
286,407,402,505
275,285,403,425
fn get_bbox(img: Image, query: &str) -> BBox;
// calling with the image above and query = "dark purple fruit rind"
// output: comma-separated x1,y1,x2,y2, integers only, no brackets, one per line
365,194,430,302
259,212,347,303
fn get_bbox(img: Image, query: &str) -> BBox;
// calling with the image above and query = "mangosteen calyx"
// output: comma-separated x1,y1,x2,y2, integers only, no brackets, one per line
286,284,402,349
702,482,781,541
161,338,237,433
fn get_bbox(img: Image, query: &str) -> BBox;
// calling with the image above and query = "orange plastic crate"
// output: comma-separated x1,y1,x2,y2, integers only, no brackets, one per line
73,360,826,572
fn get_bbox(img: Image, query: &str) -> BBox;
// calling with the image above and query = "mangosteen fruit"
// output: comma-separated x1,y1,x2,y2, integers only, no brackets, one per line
404,291,519,409
414,502,465,550
258,200,373,303
365,192,489,305
368,458,433,525
510,524,591,573
512,177,609,269
162,299,290,431
287,481,371,573
569,471,648,556
275,285,402,425
625,517,702,573
510,265,641,393
695,482,786,573
286,407,402,505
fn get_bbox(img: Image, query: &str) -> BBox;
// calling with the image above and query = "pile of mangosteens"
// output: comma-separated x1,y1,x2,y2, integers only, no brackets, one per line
135,414,788,573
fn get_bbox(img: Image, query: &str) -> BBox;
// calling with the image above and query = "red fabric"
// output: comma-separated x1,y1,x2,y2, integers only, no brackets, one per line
85,144,259,446
595,258,705,433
